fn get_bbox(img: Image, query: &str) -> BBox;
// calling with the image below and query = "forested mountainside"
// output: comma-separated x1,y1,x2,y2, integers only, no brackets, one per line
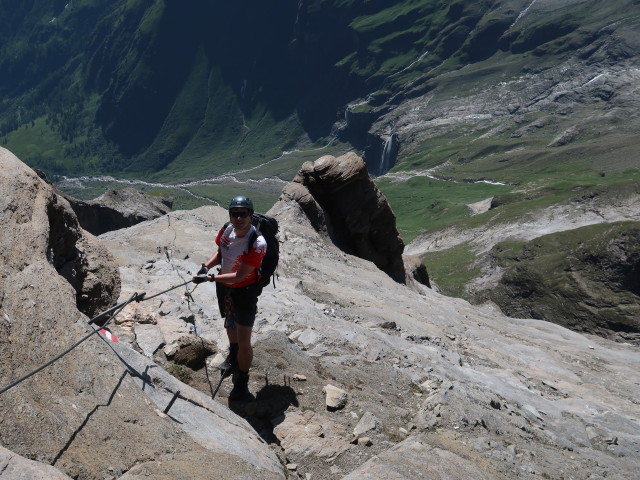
2,0,639,182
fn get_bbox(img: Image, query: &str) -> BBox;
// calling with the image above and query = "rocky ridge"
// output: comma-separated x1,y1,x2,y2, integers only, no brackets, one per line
1,148,639,479
475,220,640,342
36,170,173,236
405,183,640,259
102,203,640,480
281,152,406,283
67,188,173,236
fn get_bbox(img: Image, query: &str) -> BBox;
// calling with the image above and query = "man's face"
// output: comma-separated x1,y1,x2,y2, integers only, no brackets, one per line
229,208,251,230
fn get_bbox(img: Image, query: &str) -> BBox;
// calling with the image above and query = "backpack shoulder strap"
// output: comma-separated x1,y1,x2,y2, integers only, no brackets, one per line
247,226,261,283
248,227,258,251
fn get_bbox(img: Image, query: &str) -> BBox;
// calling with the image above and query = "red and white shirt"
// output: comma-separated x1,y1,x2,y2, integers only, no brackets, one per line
215,224,266,288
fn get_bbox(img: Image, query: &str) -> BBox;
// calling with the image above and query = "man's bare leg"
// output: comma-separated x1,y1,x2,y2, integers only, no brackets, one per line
226,324,253,372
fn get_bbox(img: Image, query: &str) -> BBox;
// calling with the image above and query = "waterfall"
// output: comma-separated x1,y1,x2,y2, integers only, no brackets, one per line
510,0,537,28
379,134,397,175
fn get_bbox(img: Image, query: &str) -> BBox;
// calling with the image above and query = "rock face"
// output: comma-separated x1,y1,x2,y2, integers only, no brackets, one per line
0,149,283,480
0,446,73,480
3,149,120,318
281,152,406,283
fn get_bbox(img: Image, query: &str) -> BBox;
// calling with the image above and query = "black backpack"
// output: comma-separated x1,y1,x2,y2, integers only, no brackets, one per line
225,213,280,288
249,213,280,288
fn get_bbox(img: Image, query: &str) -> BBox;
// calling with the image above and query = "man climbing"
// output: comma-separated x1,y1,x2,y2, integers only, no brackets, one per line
193,195,266,402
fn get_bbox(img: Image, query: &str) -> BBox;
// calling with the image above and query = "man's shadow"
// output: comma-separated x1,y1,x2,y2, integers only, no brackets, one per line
228,383,298,444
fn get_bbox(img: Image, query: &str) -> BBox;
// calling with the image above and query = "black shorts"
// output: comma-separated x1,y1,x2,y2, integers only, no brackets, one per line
216,282,262,328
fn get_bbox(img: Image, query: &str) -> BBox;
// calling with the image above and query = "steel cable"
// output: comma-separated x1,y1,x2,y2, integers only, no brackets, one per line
0,277,196,396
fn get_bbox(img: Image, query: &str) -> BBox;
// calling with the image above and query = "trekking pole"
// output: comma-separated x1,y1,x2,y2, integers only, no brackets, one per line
211,373,227,400
137,279,194,302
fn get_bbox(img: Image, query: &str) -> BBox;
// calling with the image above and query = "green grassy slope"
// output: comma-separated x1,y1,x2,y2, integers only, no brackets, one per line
2,0,639,245
414,172,640,299
476,220,640,336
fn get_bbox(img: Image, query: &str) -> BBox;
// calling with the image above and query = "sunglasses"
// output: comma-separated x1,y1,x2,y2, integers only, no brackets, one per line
229,210,251,218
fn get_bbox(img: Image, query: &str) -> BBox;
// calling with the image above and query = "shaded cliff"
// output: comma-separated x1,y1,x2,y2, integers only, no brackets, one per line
281,152,406,283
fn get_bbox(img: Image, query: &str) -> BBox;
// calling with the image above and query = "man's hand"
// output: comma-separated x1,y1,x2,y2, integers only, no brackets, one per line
197,263,208,275
192,274,215,284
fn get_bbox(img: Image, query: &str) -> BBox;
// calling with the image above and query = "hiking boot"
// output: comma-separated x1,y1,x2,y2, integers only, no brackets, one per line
229,371,254,402
219,348,238,378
